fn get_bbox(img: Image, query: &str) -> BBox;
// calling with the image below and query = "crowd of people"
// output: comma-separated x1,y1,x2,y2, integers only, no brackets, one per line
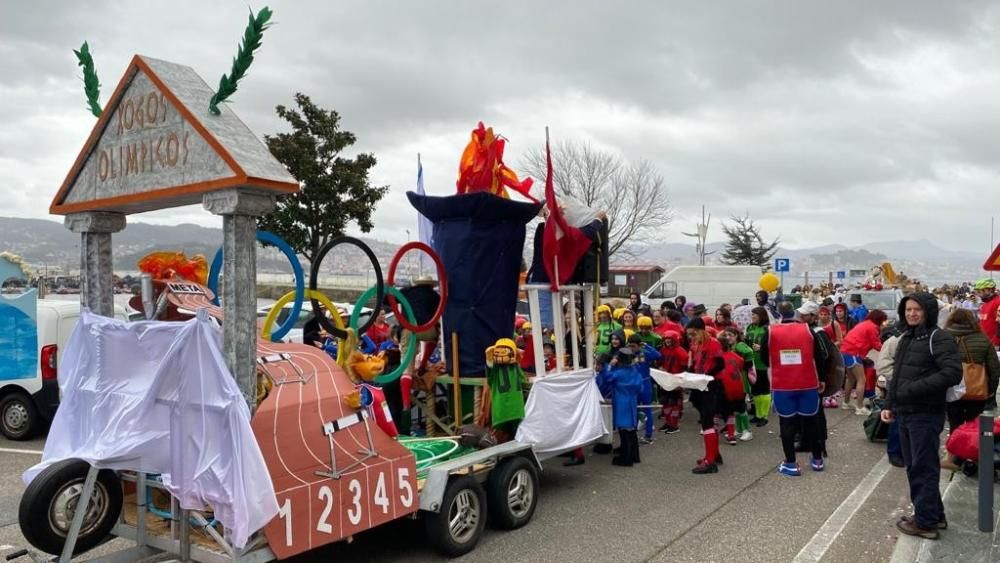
302,271,1000,542
517,278,999,541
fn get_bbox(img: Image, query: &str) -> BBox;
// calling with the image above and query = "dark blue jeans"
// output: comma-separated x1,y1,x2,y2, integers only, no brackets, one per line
897,412,946,529
887,419,901,458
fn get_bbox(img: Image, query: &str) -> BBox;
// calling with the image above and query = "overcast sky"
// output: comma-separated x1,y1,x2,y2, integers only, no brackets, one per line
3,1,1000,254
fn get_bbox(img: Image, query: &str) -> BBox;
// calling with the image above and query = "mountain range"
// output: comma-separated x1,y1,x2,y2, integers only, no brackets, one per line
634,239,981,264
0,216,987,284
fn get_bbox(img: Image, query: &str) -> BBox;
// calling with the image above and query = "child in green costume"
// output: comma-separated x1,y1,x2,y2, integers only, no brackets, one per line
722,327,755,441
744,307,772,427
595,304,622,357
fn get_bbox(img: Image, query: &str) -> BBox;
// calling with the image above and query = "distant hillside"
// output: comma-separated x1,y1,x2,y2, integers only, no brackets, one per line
0,217,402,275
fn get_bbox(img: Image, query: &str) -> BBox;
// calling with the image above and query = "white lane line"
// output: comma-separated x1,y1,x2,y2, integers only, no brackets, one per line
793,455,893,563
0,447,43,456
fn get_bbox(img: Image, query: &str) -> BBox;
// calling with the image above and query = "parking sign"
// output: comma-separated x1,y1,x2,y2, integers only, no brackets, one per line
836,271,846,279
774,258,790,272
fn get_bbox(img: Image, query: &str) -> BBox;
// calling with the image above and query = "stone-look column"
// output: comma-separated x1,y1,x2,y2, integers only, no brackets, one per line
65,212,126,317
204,190,277,412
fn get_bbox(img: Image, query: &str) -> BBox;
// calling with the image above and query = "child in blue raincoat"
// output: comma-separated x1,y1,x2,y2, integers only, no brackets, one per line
598,345,643,467
628,333,663,444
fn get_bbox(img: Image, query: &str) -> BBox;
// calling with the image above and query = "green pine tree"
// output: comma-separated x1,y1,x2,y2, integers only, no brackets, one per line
720,214,780,270
259,93,389,263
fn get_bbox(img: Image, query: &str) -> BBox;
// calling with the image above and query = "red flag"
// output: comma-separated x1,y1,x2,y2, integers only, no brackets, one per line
542,136,593,291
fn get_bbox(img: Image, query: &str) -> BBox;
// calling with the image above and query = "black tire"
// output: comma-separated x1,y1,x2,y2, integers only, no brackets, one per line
424,475,486,557
487,456,539,530
19,459,123,555
0,391,40,440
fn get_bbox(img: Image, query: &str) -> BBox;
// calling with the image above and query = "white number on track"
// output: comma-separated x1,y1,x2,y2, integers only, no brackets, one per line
317,486,334,534
278,498,293,547
398,468,413,508
374,472,389,514
347,479,363,525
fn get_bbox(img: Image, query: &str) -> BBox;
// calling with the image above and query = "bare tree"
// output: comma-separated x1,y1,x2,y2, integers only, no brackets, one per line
521,140,672,257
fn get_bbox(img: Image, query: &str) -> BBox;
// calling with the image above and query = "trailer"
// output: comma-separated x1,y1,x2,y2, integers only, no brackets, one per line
12,38,606,562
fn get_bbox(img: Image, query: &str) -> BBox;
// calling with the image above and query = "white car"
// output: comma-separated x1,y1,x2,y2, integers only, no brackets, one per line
1,300,128,440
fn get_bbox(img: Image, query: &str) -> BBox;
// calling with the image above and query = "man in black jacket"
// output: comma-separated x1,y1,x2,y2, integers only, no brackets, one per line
882,292,962,540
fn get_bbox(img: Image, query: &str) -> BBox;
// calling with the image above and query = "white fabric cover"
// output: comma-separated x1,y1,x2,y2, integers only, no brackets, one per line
515,369,608,459
23,311,277,549
650,369,714,392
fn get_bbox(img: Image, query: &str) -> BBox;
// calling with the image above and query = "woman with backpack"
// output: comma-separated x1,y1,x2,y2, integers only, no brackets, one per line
942,308,1000,432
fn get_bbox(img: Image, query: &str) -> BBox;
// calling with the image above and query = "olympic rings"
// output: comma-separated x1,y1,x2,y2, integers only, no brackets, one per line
386,242,447,333
261,289,344,343
351,285,418,385
310,237,384,339
207,231,305,343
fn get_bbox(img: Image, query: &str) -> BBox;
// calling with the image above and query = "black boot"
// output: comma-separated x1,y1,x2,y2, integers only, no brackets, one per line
612,430,633,466
631,431,641,464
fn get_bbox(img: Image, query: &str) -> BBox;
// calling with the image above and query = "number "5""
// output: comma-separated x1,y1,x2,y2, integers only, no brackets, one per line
398,467,413,508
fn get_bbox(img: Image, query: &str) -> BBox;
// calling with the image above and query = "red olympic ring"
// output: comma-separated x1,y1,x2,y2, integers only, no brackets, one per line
386,242,447,333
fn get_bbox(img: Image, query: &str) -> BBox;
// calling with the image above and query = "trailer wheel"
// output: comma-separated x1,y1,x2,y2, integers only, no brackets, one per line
424,475,486,557
0,391,39,440
487,456,539,530
19,459,122,555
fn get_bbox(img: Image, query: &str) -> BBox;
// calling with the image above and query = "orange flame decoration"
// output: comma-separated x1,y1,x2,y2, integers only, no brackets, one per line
137,252,209,284
456,122,536,201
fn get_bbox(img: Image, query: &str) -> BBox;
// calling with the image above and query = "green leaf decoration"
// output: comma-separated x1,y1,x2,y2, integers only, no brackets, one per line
209,6,273,116
72,41,102,118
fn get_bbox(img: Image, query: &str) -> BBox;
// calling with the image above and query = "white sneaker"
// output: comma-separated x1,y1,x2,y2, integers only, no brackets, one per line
840,399,853,410
855,407,871,416
739,430,753,441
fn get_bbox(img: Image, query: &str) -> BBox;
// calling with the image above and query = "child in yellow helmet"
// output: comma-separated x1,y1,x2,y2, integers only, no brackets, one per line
596,304,622,356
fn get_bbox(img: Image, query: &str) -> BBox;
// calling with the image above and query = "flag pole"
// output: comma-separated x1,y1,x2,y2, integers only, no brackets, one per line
417,153,424,278
546,127,559,291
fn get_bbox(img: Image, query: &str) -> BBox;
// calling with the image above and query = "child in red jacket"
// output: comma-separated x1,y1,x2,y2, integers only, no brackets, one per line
658,330,689,433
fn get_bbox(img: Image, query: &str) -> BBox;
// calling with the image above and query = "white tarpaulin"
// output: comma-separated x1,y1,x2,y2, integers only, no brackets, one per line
650,369,714,392
23,311,277,549
515,369,608,458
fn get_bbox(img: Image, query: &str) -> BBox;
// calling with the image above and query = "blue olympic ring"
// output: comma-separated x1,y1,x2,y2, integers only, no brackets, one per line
207,231,305,343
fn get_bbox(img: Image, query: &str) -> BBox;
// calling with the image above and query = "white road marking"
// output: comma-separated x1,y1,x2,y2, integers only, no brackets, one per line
0,447,43,456
792,455,893,563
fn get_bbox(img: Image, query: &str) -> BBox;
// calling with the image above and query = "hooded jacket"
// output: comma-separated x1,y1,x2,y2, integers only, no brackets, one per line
886,293,963,415
840,319,882,358
945,316,1000,407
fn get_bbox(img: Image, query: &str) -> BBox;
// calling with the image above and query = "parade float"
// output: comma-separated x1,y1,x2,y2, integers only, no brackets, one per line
14,9,605,562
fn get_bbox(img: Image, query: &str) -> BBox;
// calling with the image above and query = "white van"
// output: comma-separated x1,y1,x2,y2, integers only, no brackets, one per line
0,299,127,440
642,265,763,313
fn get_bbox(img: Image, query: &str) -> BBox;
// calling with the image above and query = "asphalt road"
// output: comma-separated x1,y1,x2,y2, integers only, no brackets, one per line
0,408,916,562
288,407,913,563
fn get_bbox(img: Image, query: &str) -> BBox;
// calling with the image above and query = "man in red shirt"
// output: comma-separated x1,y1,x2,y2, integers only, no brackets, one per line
975,278,1000,348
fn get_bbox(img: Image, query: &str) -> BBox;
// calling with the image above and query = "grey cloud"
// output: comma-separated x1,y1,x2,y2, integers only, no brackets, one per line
3,1,1000,255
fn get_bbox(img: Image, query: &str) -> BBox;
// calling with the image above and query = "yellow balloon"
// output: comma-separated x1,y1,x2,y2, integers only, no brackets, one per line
759,272,780,293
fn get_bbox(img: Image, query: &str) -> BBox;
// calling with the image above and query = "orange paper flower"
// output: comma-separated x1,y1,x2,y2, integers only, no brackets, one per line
137,252,209,284
456,122,536,201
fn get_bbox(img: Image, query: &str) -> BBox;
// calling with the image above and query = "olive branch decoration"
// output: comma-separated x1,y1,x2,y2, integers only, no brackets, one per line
73,41,102,118
209,6,273,116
